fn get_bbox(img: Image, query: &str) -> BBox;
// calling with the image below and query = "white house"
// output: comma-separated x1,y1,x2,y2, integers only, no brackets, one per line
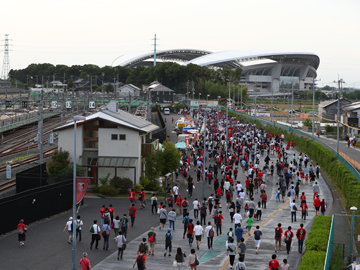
118,84,141,97
54,101,159,185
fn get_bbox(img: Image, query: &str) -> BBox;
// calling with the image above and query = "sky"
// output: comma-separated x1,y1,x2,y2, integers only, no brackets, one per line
1,0,360,88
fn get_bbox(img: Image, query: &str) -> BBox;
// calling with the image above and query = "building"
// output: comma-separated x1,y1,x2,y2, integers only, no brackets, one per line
118,84,141,97
318,98,352,121
147,82,174,104
112,49,320,93
341,102,360,136
54,101,159,185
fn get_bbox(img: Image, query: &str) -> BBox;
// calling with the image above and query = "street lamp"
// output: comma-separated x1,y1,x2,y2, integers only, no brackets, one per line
207,94,210,102
198,93,201,100
217,96,221,127
333,78,345,156
72,115,86,270
312,78,321,138
350,206,357,263
291,81,294,129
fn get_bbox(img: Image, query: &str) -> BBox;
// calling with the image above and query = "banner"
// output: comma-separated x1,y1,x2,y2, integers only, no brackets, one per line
76,177,90,204
185,136,189,149
227,127,234,138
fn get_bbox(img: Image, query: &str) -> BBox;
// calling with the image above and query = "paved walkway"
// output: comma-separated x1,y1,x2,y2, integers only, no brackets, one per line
93,115,334,270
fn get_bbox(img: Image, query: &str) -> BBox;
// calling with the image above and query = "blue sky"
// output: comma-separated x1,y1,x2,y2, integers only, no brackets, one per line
2,0,360,88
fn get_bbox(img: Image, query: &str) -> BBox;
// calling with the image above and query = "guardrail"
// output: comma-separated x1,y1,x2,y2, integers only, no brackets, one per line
227,109,360,182
324,214,335,269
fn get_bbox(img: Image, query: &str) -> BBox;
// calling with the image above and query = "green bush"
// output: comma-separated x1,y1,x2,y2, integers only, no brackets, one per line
91,185,100,193
110,176,133,194
134,183,144,192
298,250,326,270
99,173,111,186
98,185,119,196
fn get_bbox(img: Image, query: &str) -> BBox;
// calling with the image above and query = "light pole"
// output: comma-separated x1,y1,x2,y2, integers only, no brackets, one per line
198,93,201,100
271,87,273,123
350,206,357,263
291,81,294,129
240,83,243,111
334,78,345,156
312,78,321,138
207,94,210,102
217,96,221,127
72,115,86,270
203,113,206,199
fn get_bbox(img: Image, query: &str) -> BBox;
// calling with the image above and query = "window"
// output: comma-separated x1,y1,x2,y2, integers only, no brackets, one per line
111,134,118,140
119,134,126,140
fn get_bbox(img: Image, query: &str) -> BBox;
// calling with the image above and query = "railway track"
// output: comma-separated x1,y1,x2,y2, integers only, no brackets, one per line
0,147,57,193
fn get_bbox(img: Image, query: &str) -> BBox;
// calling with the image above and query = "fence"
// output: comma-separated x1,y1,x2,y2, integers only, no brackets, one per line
228,109,360,182
0,179,72,235
152,108,167,143
16,163,48,193
324,214,360,269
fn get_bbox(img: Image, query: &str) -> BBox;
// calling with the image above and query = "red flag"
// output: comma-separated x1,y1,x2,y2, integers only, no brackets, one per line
76,177,90,204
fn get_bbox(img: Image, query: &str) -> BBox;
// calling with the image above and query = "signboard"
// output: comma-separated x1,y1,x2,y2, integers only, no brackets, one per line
185,136,189,149
66,101,72,108
21,101,27,108
6,165,11,179
89,101,96,109
49,133,54,145
5,100,11,108
227,127,234,138
51,101,58,108
190,100,218,107
76,177,90,204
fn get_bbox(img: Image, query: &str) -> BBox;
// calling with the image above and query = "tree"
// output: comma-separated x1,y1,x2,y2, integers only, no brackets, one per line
303,118,312,128
105,84,114,92
46,149,70,178
156,142,181,176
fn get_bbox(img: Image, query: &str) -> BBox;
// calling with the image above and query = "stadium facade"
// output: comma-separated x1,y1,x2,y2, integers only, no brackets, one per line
112,49,320,93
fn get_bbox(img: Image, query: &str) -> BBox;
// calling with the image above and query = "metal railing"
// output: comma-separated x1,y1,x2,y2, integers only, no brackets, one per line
324,214,335,269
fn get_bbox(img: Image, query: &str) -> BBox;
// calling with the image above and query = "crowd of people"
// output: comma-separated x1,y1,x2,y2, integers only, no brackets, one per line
16,108,326,270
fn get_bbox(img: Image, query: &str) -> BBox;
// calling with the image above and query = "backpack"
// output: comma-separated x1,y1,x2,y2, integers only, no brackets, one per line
120,218,127,228
275,228,280,239
76,220,81,230
215,214,221,225
183,217,190,226
208,198,213,205
103,212,110,222
138,193,143,200
165,233,172,245
139,242,147,253
292,204,297,211
184,171,188,178
182,200,187,207
226,193,231,200
137,255,144,267
129,207,134,216
285,232,291,242
90,225,95,233
201,207,206,216
209,227,214,238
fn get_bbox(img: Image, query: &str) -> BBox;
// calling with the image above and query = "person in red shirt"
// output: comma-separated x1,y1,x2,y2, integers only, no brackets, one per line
17,219,27,246
79,252,91,270
284,226,294,254
296,223,306,253
274,223,283,252
134,250,147,269
300,192,306,202
258,171,264,180
245,178,251,195
108,204,115,224
301,200,308,222
100,205,106,226
269,254,280,270
129,203,137,227
215,211,224,236
176,194,183,214
187,219,195,247
138,189,145,209
216,187,222,199
314,195,321,216
129,189,136,204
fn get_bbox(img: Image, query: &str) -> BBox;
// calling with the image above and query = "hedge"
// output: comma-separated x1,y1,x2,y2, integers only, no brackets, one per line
298,250,326,270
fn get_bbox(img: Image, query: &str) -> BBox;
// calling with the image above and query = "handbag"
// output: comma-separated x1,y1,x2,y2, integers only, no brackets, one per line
96,234,101,241
122,236,127,250
157,208,160,214
173,260,178,267
195,255,199,265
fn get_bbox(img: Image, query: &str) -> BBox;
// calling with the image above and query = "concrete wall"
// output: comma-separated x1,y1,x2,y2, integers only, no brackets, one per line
58,124,84,163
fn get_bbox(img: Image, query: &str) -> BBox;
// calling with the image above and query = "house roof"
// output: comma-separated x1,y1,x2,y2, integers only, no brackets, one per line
342,101,360,112
53,108,158,133
149,84,174,92
322,98,351,108
119,84,141,91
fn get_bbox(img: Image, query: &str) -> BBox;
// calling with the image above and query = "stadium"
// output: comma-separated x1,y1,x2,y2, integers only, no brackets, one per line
112,49,320,94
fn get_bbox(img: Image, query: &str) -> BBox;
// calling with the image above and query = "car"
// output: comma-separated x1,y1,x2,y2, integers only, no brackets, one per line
164,108,170,115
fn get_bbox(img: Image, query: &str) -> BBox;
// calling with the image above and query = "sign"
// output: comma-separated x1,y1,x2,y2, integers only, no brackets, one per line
66,101,72,108
21,101,27,108
5,100,11,108
89,101,96,109
76,177,90,204
227,127,234,138
185,136,189,149
190,100,219,107
192,134,197,146
51,101,58,108
49,133,54,145
6,165,11,179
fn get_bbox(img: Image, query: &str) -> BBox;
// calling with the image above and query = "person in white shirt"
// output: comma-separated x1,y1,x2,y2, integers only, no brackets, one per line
233,210,242,228
63,216,73,244
76,215,83,242
193,198,200,219
90,220,101,249
194,221,204,250
205,222,214,249
173,184,179,201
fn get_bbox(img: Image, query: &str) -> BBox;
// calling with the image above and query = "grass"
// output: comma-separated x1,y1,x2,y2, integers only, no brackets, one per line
0,153,35,165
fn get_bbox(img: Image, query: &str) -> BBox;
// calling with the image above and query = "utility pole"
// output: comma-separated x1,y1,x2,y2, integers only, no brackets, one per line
186,80,189,109
226,82,230,159
202,113,206,199
128,92,131,113
1,34,11,80
61,92,64,125
335,77,345,156
38,87,44,187
271,87,273,123
240,84,243,111
153,34,157,66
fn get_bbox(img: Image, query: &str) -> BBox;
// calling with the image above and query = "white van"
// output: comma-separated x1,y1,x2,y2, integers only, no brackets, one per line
164,108,170,115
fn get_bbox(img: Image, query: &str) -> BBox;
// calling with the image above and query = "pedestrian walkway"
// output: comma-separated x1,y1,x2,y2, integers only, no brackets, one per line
93,145,333,270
